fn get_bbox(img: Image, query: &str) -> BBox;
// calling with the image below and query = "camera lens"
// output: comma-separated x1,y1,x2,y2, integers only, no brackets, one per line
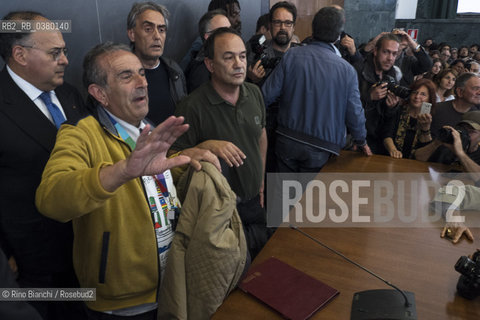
438,128,454,144
455,256,476,276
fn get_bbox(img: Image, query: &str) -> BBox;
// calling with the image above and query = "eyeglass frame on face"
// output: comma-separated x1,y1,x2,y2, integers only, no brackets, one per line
271,19,294,28
17,44,68,61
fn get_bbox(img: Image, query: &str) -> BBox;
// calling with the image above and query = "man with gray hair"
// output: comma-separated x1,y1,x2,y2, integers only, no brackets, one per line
36,42,218,319
127,1,186,125
262,6,371,173
0,10,86,319
466,60,480,75
429,72,480,138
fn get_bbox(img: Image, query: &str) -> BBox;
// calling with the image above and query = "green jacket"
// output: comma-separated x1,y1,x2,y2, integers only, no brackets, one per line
36,109,159,311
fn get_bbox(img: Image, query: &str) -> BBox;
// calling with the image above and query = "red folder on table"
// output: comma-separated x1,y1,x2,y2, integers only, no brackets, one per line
239,257,339,320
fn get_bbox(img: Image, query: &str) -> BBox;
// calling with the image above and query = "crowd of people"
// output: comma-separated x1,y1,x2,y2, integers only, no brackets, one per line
1,1,479,319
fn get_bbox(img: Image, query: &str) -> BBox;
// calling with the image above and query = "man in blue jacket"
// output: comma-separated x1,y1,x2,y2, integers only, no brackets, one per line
262,6,371,173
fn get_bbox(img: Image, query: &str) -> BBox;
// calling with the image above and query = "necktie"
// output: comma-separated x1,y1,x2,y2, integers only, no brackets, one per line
39,91,66,129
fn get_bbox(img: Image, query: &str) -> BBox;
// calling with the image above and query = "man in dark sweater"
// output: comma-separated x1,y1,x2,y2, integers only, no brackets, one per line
127,2,186,125
430,73,480,138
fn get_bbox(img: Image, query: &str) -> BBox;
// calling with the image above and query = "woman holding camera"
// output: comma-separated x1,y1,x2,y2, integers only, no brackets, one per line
382,79,437,159
433,68,458,102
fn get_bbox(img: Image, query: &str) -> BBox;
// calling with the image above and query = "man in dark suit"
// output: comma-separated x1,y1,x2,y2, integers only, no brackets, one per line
0,11,86,319
0,249,42,320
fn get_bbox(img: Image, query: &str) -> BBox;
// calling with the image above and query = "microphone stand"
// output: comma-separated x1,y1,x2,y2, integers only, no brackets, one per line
290,225,417,320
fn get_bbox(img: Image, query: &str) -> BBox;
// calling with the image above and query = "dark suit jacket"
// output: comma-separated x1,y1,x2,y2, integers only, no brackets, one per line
0,66,87,279
0,249,42,319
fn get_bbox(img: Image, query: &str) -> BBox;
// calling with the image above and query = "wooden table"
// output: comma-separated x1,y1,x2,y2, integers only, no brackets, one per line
213,151,480,320
323,150,451,173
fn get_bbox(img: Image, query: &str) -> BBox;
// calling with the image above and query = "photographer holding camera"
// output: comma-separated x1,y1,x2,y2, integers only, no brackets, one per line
247,1,298,85
416,74,480,164
247,2,301,172
355,33,403,154
416,112,480,243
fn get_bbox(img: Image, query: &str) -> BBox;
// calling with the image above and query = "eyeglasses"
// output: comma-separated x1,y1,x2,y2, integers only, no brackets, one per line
271,20,294,28
19,44,68,61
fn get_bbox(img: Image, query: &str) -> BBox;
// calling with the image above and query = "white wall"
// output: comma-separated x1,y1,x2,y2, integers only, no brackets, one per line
395,0,418,19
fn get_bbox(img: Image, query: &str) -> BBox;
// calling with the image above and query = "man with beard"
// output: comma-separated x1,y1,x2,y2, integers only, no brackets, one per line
247,1,298,172
354,33,402,154
262,7,371,173
127,2,187,125
458,46,469,60
247,1,298,85
208,0,242,33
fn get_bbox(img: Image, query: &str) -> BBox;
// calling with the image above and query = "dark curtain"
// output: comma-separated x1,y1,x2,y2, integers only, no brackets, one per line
416,0,458,19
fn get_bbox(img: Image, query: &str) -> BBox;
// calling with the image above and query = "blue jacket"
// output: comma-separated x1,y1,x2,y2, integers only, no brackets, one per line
262,41,367,155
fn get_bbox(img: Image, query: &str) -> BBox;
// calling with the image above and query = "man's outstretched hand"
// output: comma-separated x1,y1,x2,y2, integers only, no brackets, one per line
101,116,191,192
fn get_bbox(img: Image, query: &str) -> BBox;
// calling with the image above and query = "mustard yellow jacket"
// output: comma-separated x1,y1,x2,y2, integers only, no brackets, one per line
36,110,159,312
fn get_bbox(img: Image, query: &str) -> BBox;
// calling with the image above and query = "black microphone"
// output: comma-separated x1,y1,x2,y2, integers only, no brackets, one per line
289,225,417,320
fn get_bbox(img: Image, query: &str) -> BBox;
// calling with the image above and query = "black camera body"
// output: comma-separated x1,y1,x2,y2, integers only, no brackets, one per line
260,56,282,70
375,75,412,100
250,34,282,70
455,250,480,299
437,125,471,152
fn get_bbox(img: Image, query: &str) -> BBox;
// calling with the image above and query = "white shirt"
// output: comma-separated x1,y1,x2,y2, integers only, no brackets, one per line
102,111,160,317
105,110,146,142
7,65,67,124
436,92,455,103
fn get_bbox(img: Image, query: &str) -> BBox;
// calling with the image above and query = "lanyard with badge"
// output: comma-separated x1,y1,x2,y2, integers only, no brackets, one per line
109,115,179,277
